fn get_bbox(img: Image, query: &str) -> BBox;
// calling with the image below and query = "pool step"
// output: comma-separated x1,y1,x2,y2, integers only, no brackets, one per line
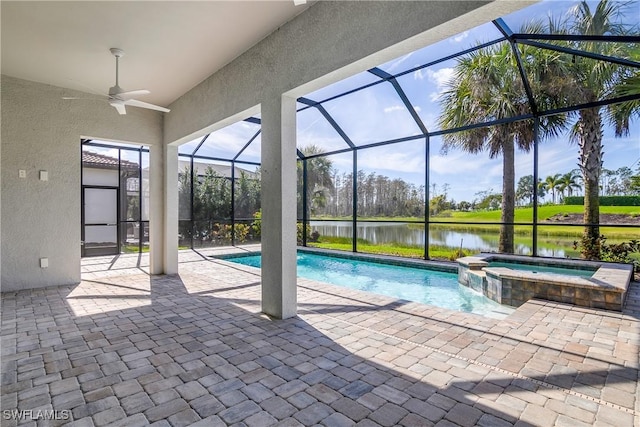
466,269,504,304
467,270,486,293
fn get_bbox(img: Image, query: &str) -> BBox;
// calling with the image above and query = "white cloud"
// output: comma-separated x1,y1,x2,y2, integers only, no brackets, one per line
382,104,421,114
383,105,405,113
331,155,354,172
601,136,640,169
297,108,355,152
307,89,423,146
429,151,502,201
426,68,454,88
417,67,454,102
298,133,351,153
236,137,261,161
195,128,252,159
429,152,487,175
537,145,578,175
358,150,425,174
214,132,246,151
453,31,469,43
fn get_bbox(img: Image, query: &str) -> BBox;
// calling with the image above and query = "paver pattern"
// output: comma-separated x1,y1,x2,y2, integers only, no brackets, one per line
2,248,639,426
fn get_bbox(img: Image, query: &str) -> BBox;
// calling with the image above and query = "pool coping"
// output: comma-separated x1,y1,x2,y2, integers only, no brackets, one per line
457,253,633,311
213,246,459,273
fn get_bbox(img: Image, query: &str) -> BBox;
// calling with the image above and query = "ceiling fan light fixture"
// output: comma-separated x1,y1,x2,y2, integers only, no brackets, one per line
109,47,125,58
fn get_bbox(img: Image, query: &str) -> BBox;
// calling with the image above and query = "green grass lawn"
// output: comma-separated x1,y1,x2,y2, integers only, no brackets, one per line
314,205,639,240
307,237,472,260
314,205,640,222
436,206,638,239
444,205,639,222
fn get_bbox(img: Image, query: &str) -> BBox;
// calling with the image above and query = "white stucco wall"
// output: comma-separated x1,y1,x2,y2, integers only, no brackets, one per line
1,76,162,291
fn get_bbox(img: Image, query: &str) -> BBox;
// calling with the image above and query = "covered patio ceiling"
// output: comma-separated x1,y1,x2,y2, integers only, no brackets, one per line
0,1,311,107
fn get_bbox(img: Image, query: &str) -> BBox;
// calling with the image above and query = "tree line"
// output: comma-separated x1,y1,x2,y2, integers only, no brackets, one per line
308,171,426,218
515,166,640,207
178,165,261,244
297,145,427,218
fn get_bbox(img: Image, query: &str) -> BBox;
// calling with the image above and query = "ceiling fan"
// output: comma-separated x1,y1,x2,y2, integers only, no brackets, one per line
63,48,170,115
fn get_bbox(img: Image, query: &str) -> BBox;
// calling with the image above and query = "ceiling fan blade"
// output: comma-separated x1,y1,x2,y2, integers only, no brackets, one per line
66,49,166,117
124,99,170,113
112,103,127,115
118,89,150,100
62,95,105,101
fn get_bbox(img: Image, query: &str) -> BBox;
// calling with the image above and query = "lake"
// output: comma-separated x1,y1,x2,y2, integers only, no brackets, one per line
309,221,575,257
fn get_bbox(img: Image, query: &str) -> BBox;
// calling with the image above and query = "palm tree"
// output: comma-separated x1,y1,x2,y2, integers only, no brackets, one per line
546,0,637,257
439,39,564,253
537,179,548,203
558,171,582,200
298,145,334,217
610,44,640,135
542,174,563,204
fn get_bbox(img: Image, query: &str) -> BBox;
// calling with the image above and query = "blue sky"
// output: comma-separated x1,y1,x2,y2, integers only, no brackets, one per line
173,0,639,204
295,0,640,203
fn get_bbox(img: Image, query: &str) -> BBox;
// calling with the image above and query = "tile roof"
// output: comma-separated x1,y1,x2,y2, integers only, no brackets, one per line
83,151,138,170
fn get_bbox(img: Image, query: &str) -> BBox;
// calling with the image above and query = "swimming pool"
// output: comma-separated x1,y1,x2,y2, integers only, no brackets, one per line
225,252,514,318
487,261,596,278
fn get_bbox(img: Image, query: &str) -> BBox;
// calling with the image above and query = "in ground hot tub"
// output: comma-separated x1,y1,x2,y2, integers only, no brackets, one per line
457,253,633,311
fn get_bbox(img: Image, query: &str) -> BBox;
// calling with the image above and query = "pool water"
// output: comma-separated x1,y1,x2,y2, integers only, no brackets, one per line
227,252,514,318
487,261,596,278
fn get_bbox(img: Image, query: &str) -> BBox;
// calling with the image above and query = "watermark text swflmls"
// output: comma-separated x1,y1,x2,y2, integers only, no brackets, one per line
2,409,71,421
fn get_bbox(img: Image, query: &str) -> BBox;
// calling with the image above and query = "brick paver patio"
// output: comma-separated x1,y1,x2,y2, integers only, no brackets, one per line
2,248,639,426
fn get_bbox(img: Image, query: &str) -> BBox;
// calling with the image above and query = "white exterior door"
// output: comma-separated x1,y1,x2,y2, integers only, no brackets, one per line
82,187,119,256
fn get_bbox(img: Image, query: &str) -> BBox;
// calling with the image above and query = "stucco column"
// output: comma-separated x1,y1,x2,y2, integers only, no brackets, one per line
163,144,179,274
149,145,163,274
260,95,297,319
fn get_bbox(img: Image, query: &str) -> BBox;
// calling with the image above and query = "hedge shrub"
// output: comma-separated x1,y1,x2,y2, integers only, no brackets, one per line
564,196,640,206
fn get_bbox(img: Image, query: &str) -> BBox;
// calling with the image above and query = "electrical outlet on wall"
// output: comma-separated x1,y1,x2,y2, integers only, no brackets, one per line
19,170,26,178
40,258,48,268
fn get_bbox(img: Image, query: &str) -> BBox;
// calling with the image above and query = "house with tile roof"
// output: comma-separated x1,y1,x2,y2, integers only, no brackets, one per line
82,151,148,256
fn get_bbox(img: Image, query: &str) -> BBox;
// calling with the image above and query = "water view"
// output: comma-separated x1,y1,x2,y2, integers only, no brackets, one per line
310,221,577,257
